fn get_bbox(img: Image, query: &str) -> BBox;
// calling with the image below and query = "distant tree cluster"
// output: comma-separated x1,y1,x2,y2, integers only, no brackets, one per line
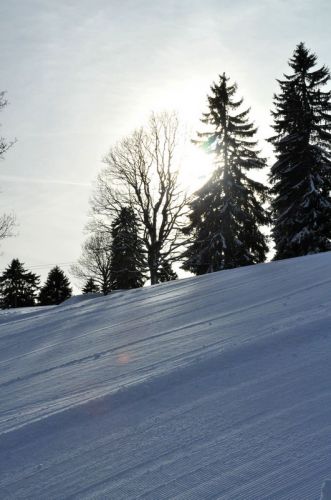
72,112,183,293
0,260,72,309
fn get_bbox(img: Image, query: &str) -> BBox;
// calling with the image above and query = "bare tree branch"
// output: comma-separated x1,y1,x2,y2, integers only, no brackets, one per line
0,92,16,160
0,213,16,240
0,92,16,245
71,232,113,295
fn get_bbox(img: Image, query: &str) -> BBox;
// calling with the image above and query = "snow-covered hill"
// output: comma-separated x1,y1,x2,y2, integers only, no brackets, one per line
0,253,331,499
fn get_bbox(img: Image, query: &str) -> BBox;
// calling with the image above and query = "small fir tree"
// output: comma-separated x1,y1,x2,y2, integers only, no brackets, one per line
39,266,72,305
269,43,331,259
182,73,269,274
157,260,178,282
0,259,40,308
82,277,100,294
110,207,146,289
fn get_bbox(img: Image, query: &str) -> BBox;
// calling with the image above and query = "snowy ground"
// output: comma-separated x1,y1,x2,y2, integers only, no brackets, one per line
0,252,330,499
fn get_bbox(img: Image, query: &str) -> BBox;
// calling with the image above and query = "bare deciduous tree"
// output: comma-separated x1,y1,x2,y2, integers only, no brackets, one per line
0,91,16,242
0,213,15,240
71,232,113,295
91,112,187,285
0,92,14,159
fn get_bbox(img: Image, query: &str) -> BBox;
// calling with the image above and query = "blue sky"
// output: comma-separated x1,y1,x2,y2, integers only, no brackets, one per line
0,0,330,287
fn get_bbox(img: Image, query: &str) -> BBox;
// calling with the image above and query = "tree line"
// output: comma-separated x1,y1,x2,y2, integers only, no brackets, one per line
1,42,331,306
73,42,331,292
0,261,72,308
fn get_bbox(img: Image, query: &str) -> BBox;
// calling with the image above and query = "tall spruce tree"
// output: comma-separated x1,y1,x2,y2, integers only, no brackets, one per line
182,73,269,274
0,259,40,308
269,43,331,259
110,207,146,289
39,266,72,305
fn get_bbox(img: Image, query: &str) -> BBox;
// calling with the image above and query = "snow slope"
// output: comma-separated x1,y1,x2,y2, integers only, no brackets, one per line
0,253,330,499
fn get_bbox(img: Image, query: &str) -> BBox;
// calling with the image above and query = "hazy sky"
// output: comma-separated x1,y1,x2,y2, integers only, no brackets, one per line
0,0,330,288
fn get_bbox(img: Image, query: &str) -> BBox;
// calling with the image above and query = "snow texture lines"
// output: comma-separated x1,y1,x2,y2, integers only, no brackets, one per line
0,252,330,499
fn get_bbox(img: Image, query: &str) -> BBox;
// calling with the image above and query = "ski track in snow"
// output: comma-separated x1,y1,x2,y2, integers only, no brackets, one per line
0,252,330,499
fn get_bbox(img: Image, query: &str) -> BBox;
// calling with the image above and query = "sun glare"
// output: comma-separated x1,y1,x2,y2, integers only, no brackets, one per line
179,142,214,194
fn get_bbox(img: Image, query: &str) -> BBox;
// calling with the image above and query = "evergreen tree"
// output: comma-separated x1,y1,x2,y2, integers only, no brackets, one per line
269,43,331,259
110,207,146,289
182,73,269,274
39,266,72,305
0,259,40,308
82,277,100,294
157,260,178,282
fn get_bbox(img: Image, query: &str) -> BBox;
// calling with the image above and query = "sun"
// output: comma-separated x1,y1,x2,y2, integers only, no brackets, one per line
179,141,214,194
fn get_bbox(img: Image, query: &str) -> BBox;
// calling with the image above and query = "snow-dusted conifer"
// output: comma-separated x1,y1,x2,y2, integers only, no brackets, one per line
110,207,146,289
269,43,331,259
182,73,269,274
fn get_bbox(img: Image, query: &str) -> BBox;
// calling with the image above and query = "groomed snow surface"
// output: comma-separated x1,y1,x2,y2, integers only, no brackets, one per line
0,253,330,499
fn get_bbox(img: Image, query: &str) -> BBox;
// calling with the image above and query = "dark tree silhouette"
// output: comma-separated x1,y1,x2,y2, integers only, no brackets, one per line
82,277,100,294
182,73,269,275
157,260,178,282
269,43,331,259
91,112,187,285
0,259,40,308
39,266,72,305
71,232,112,295
110,207,146,289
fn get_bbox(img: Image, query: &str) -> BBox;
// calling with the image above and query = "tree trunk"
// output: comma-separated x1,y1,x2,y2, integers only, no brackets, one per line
148,246,159,285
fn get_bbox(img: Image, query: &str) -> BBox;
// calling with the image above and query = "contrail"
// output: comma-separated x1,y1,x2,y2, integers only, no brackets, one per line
0,175,91,188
